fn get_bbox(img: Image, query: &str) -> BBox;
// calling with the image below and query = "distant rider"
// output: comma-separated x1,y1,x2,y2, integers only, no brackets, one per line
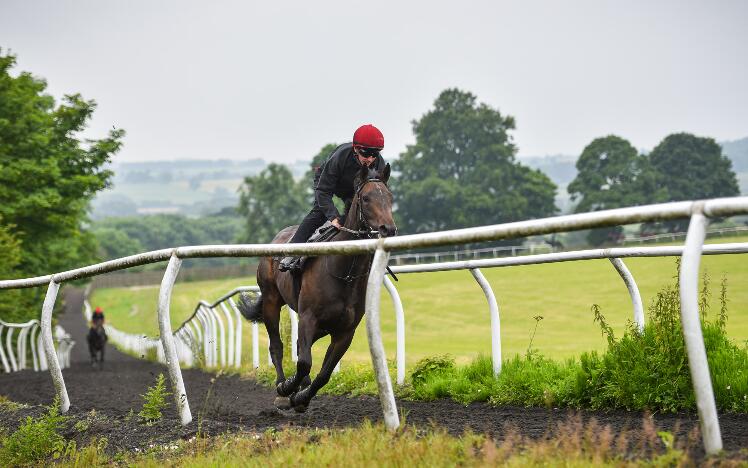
279,124,387,272
91,306,105,326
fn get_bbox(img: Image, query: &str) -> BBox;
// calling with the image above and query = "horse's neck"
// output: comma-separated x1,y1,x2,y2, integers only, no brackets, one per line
326,201,373,279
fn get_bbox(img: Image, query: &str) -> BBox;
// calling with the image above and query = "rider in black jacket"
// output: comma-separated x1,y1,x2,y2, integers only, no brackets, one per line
279,124,387,272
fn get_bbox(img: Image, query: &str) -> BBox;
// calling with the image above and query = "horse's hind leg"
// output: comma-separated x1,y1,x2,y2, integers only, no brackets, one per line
290,328,355,412
262,293,287,387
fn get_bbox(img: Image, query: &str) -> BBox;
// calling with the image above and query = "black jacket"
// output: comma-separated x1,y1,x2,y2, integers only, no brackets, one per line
314,143,386,221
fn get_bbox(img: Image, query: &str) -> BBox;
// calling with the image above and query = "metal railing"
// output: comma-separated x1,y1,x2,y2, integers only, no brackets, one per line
0,318,74,373
1,196,747,454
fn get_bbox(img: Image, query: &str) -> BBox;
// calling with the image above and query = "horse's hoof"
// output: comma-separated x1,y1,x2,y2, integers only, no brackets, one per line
274,397,292,410
276,382,288,397
293,402,309,413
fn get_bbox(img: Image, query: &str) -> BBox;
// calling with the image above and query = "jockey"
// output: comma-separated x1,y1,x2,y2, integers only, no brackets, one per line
279,124,387,272
91,306,105,326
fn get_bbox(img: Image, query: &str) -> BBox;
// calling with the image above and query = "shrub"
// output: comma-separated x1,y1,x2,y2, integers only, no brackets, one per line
410,354,455,386
0,398,67,465
139,373,171,424
572,273,748,412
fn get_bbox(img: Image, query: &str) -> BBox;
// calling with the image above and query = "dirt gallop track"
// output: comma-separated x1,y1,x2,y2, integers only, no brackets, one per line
1,288,747,455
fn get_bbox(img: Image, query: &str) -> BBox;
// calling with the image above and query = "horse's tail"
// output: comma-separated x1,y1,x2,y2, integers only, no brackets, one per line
237,293,263,323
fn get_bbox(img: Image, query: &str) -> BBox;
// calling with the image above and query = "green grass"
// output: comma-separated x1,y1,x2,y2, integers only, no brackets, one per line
57,419,700,467
89,235,748,371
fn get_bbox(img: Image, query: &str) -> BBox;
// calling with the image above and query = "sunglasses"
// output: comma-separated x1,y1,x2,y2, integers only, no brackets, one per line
355,146,381,158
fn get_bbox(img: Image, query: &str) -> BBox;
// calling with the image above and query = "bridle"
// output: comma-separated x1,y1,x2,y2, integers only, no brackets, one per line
336,177,389,239
325,176,398,283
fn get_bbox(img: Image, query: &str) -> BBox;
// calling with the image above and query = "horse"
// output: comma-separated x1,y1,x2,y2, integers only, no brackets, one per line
238,162,396,412
87,320,108,369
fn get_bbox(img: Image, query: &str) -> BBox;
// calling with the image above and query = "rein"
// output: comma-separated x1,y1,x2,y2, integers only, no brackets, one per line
325,177,387,283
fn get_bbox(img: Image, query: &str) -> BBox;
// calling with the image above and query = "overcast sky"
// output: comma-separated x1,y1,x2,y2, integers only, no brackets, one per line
2,0,746,164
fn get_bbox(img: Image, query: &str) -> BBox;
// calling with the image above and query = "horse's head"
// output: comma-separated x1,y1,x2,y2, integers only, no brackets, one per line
353,163,397,238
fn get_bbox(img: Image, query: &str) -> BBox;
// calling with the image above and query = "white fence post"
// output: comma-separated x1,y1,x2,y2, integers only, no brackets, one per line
40,280,70,413
227,298,243,368
679,211,722,454
609,258,645,332
289,308,299,363
365,245,399,431
470,268,501,376
157,254,192,426
383,276,405,385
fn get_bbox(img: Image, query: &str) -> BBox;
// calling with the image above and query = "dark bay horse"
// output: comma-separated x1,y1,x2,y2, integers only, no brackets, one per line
239,163,396,412
87,321,108,369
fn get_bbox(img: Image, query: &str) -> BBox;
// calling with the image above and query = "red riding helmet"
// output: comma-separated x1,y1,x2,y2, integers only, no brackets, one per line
352,124,384,150
94,307,103,313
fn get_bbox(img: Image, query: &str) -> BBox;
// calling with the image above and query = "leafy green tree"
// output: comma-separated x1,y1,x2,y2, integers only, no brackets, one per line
0,50,124,277
650,133,739,202
0,49,124,320
91,214,244,266
568,135,661,245
649,133,739,232
238,163,307,243
0,218,24,322
394,88,557,233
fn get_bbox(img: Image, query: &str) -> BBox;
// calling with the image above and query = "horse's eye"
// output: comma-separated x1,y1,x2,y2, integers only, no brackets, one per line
362,195,370,203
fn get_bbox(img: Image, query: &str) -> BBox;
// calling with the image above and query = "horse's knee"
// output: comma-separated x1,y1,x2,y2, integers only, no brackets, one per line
296,358,311,377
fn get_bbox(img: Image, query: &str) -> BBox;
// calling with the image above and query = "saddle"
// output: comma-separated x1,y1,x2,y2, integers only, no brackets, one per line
283,223,339,274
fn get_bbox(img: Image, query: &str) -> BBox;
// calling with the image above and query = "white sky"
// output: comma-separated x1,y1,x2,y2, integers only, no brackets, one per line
2,0,746,164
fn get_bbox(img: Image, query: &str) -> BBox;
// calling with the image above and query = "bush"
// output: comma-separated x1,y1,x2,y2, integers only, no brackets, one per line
139,373,171,424
572,274,748,412
0,398,67,465
410,355,455,387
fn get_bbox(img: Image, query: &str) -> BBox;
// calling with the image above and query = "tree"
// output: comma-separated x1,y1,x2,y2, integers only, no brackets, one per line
0,49,124,321
0,218,24,322
238,163,307,243
650,133,739,202
394,88,557,234
0,50,124,277
568,135,661,245
649,133,740,232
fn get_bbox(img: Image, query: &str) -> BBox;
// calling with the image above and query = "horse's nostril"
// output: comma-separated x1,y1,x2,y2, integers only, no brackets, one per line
379,225,397,237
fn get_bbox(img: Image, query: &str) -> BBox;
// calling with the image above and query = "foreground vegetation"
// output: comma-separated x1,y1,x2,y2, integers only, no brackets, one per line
0,402,723,467
248,271,748,415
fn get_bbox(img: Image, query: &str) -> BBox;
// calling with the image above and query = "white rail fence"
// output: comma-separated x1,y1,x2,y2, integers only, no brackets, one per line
1,196,747,455
0,318,74,374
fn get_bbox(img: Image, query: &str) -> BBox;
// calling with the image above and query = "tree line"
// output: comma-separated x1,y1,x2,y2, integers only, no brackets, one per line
0,50,741,320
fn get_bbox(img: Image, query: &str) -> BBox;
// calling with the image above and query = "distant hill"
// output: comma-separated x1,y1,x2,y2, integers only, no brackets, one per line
722,137,748,172
519,154,577,213
91,158,311,219
721,137,748,194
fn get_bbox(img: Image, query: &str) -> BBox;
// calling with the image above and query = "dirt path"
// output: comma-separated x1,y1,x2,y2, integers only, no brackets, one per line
1,287,747,457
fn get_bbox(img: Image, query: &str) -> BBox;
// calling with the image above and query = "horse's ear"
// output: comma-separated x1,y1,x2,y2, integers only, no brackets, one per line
381,163,390,184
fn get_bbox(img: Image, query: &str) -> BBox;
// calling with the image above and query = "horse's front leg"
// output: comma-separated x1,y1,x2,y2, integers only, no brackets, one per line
290,328,355,412
277,313,318,397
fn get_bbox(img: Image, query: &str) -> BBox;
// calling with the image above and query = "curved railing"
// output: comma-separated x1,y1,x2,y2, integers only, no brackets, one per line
0,318,74,373
1,196,747,454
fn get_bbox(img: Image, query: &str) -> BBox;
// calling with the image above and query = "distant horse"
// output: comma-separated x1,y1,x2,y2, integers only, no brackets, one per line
87,321,108,369
239,163,396,412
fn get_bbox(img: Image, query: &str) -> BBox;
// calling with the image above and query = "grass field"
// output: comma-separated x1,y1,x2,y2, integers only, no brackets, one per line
89,235,748,371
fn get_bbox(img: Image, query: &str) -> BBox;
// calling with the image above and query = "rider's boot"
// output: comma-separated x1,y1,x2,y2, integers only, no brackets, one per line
279,256,299,272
